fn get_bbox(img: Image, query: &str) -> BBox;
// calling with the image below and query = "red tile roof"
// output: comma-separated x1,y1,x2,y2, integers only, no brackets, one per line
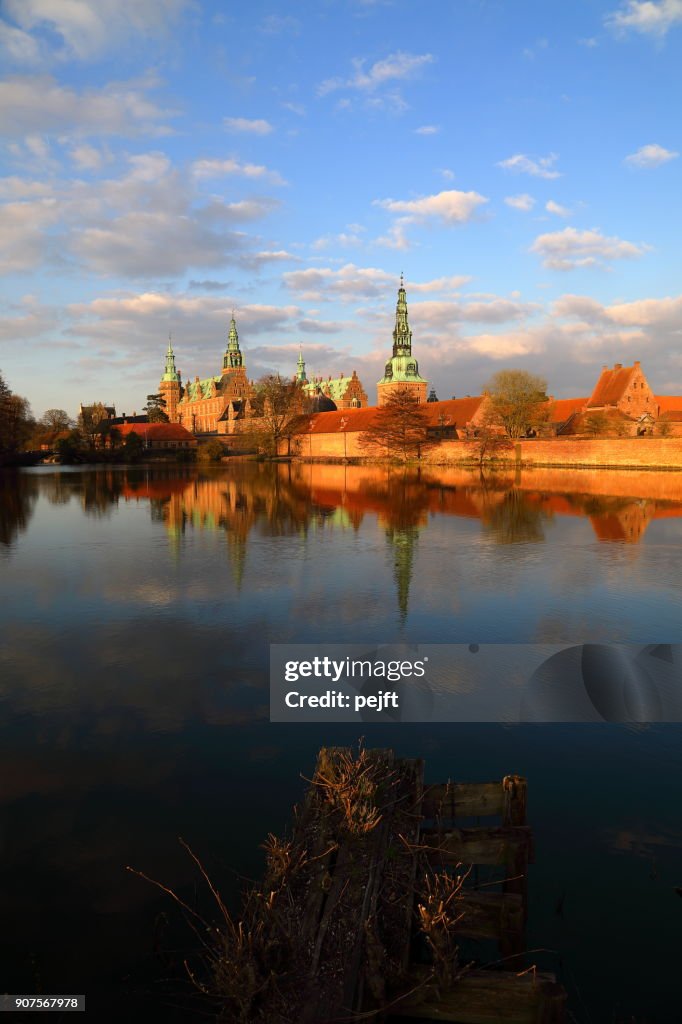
113,422,196,442
655,395,682,419
587,365,635,407
549,397,588,423
291,397,485,435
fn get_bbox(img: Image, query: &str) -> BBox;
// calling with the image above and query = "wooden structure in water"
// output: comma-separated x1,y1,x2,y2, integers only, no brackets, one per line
230,747,567,1023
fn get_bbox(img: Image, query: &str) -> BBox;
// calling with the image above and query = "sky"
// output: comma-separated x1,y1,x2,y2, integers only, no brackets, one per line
1,0,681,418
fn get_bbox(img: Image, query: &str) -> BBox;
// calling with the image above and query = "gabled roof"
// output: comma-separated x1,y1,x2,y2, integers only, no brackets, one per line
587,365,636,407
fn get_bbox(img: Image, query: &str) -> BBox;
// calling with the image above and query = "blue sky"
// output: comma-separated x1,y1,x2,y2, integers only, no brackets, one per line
1,0,681,417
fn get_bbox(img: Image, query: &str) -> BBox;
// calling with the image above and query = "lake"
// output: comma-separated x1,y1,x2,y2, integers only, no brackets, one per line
1,462,681,1021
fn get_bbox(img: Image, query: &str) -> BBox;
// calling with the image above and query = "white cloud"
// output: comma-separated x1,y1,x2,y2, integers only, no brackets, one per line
0,198,60,273
0,74,174,138
498,152,561,178
2,0,189,61
606,295,682,326
530,226,649,270
375,189,488,224
625,143,679,167
0,20,40,62
223,117,274,135
439,168,455,181
606,0,682,37
69,143,109,171
415,124,439,135
505,193,535,212
0,176,53,199
466,330,547,358
546,199,571,217
408,275,472,293
318,51,434,96
0,151,286,279
283,263,394,302
191,157,286,186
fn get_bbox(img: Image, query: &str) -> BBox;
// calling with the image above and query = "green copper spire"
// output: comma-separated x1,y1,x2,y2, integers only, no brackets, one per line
377,277,428,387
162,334,180,382
296,346,308,383
393,271,412,357
223,313,243,369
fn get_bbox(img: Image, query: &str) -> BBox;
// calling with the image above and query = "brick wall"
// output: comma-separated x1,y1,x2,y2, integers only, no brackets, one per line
292,431,682,469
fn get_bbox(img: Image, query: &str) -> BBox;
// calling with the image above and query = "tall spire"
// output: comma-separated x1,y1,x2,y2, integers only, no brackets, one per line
296,346,307,383
162,334,179,381
392,274,412,357
223,313,243,369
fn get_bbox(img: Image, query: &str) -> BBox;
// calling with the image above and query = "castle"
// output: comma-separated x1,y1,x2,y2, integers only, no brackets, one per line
159,316,255,435
157,279,682,443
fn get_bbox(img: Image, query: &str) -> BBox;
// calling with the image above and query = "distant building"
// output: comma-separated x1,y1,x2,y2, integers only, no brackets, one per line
111,422,197,450
376,275,428,405
159,317,254,434
295,349,368,409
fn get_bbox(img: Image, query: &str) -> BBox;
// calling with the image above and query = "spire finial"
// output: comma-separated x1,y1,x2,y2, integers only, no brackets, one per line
400,271,404,288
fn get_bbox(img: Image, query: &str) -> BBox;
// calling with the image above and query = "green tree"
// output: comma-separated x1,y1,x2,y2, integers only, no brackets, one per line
55,430,82,464
144,393,169,423
484,370,549,439
358,392,438,462
123,431,144,461
657,419,672,437
198,438,226,462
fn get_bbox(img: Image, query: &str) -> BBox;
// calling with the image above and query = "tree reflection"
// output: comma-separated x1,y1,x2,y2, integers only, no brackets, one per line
0,472,38,547
483,488,547,544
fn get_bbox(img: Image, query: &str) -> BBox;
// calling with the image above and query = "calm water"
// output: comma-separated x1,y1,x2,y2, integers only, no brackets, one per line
1,463,681,1022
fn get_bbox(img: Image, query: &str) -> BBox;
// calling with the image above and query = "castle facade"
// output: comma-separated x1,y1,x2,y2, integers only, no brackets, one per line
159,317,254,434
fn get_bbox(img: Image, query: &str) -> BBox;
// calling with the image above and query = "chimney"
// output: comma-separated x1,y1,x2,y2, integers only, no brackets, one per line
614,363,622,370
634,360,640,367
602,364,608,370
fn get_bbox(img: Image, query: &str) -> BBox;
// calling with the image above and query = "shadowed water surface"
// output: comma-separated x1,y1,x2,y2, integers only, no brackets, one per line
1,463,681,1021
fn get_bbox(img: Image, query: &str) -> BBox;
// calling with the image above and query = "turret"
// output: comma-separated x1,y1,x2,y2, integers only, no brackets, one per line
159,335,182,421
223,314,243,372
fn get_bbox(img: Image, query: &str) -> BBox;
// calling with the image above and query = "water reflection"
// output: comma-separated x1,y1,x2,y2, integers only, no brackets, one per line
2,464,682,1019
0,471,38,547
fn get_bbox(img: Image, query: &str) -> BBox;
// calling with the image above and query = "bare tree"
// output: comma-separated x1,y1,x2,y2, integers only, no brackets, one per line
484,370,549,438
240,375,305,456
358,392,438,461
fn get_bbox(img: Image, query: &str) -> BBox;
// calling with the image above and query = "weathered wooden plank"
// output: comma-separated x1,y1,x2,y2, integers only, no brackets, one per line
422,781,505,820
389,969,567,1023
422,826,532,867
455,890,523,941
502,774,527,826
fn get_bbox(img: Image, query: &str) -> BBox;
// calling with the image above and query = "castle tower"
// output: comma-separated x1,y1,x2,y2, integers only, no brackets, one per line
377,275,428,406
296,346,308,384
159,336,181,422
222,315,243,373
